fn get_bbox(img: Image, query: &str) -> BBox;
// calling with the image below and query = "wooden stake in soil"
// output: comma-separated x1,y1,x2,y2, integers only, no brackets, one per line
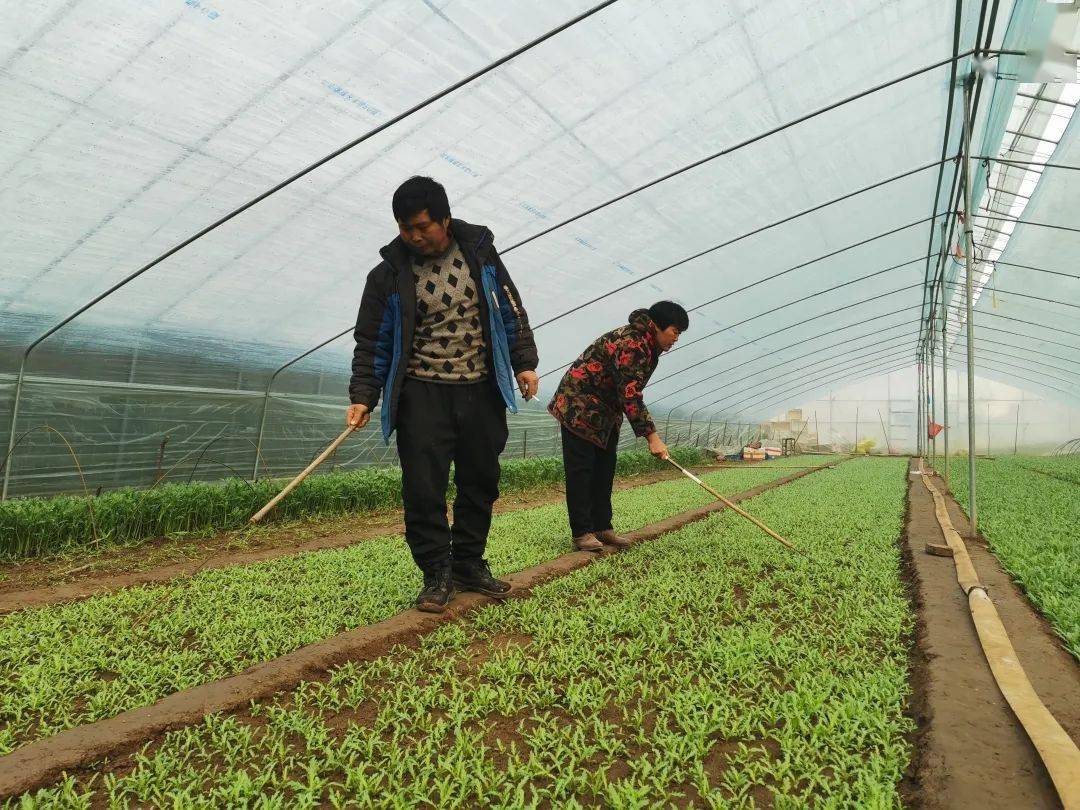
664,457,796,550
250,426,356,523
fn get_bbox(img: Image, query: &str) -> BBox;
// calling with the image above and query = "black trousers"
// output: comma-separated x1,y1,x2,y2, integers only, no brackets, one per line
395,377,508,573
560,424,619,538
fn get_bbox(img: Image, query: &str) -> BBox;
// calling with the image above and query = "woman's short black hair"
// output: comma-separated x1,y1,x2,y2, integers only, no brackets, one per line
648,301,689,331
392,176,451,222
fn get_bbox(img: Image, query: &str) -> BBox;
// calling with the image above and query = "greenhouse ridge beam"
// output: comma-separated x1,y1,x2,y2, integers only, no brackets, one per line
0,0,622,501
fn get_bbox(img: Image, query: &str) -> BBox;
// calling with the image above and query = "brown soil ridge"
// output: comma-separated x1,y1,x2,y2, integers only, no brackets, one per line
0,466,711,614
901,459,1080,810
0,460,838,800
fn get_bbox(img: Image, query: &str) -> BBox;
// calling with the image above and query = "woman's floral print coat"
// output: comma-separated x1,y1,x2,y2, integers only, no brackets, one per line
548,309,660,448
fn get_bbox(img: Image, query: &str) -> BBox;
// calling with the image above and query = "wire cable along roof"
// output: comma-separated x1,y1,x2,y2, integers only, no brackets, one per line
1,0,1077,496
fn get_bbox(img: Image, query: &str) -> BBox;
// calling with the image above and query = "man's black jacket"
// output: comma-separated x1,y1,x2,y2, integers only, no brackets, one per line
349,219,538,442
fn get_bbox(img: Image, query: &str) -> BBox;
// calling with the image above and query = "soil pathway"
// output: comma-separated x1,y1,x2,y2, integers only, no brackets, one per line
903,459,1080,809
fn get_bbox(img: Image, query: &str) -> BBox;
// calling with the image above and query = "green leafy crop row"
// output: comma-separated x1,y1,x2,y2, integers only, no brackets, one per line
10,457,911,808
937,456,1079,659
0,447,704,561
0,459,832,756
1011,454,1080,486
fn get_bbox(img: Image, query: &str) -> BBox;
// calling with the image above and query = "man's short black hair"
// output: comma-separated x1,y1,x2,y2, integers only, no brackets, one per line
392,176,451,222
649,301,689,332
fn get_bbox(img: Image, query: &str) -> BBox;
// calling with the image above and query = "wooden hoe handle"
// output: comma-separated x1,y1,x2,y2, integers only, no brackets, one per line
250,425,357,524
665,457,796,551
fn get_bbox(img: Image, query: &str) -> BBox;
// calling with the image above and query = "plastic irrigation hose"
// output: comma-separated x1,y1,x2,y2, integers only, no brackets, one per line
920,466,1080,808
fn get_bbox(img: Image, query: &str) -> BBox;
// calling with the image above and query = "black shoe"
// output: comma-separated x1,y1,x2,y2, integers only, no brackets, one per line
452,558,512,598
415,567,455,613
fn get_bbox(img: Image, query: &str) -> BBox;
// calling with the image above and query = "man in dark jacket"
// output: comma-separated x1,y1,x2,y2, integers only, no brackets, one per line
548,302,688,551
347,176,539,612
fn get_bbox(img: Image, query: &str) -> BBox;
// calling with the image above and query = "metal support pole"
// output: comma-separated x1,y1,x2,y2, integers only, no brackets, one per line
940,277,950,487
961,75,979,535
253,327,351,481
930,323,937,466
854,407,860,453
916,355,923,458
1,358,27,501
705,414,715,448
523,430,528,459
928,345,937,460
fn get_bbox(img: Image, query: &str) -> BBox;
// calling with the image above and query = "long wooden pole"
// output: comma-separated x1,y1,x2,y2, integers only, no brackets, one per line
878,409,893,455
250,426,357,523
665,457,796,550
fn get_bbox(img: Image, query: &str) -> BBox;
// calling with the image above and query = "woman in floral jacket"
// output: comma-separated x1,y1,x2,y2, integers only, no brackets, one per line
548,302,689,551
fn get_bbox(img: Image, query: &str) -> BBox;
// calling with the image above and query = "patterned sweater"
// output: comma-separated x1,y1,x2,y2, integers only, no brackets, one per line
407,240,488,382
548,309,660,447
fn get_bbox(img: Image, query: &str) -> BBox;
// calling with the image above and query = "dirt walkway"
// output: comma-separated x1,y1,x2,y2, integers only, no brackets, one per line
0,461,837,799
903,459,1080,809
0,467,709,614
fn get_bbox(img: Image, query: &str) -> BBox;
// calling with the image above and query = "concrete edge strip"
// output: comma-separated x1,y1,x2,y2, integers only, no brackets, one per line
920,464,1080,809
0,460,841,799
